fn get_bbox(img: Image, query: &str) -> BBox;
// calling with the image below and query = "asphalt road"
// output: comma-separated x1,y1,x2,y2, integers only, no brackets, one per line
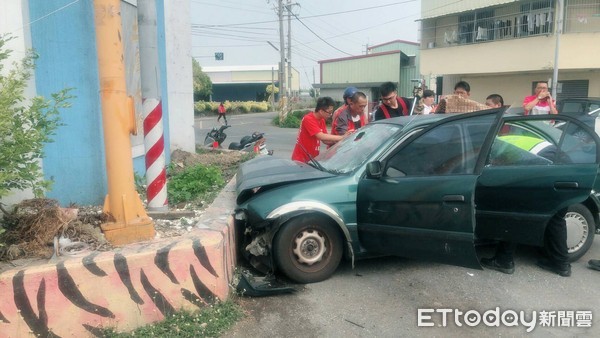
196,112,600,336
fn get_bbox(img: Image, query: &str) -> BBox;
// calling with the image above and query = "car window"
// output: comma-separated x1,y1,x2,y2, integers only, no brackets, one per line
385,114,495,176
561,102,584,115
488,117,597,166
318,123,401,174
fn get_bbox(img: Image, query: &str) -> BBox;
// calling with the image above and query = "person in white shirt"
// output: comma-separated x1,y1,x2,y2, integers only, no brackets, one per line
422,89,436,114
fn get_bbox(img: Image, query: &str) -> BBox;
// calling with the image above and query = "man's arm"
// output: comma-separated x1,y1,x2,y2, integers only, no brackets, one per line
334,111,350,135
523,95,539,112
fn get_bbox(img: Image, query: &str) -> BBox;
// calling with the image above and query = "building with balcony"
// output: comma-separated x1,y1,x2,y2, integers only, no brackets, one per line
420,0,600,106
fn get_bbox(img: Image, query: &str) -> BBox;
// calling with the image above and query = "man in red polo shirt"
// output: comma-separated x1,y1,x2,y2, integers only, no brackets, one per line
332,91,368,135
292,96,347,163
523,81,558,115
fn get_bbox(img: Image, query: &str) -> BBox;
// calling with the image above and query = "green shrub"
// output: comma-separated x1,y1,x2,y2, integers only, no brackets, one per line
251,101,269,112
194,100,271,115
272,109,308,128
0,35,71,199
167,164,225,205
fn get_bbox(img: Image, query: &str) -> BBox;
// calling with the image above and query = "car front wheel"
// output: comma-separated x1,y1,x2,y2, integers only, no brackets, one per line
563,204,595,262
273,214,343,284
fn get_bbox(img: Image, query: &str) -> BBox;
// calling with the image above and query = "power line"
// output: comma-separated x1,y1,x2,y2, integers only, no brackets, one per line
9,0,81,34
291,11,352,56
193,1,416,28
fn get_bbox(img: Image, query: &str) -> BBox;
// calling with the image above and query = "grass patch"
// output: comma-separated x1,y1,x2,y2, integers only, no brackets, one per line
167,164,225,205
102,300,243,337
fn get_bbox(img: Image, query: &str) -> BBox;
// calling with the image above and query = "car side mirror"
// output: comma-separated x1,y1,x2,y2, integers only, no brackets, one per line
366,161,382,178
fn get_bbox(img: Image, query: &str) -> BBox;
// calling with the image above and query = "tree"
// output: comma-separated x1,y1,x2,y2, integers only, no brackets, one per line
192,58,212,101
266,84,279,104
0,35,71,202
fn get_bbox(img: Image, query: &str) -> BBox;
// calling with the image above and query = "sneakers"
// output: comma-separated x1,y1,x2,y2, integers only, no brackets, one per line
588,259,600,271
480,257,515,274
536,258,571,277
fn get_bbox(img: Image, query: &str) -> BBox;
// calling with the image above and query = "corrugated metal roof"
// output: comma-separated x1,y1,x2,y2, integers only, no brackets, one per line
421,0,518,20
367,39,419,50
202,65,279,72
318,50,401,64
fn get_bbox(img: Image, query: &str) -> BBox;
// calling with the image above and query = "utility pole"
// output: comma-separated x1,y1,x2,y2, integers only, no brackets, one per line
94,0,155,245
278,0,287,120
287,0,292,99
271,66,275,108
552,0,564,99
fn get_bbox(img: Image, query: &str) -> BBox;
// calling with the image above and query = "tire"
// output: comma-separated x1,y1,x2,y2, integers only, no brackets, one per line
563,204,595,262
273,215,343,284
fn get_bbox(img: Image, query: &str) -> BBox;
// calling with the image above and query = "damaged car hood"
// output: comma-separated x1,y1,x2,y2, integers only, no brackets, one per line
236,156,334,204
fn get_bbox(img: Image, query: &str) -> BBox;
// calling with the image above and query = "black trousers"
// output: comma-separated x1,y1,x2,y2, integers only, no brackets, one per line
217,113,227,124
493,208,568,266
544,207,569,265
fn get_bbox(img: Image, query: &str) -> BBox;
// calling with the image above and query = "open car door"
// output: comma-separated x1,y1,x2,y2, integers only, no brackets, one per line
357,111,500,269
475,115,600,246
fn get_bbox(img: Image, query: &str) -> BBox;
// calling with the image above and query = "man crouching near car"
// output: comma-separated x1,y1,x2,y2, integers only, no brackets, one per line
291,96,350,163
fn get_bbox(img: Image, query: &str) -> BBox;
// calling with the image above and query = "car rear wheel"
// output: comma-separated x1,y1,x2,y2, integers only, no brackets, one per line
563,204,595,262
273,215,343,284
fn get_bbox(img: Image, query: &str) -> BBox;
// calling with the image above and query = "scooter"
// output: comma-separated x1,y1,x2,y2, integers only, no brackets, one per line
204,124,231,148
228,132,273,155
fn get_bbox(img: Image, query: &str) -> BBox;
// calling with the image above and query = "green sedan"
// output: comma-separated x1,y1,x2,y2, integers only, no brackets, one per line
235,108,600,283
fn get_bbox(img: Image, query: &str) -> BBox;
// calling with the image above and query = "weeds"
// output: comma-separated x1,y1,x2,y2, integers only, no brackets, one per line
102,300,242,337
167,164,225,205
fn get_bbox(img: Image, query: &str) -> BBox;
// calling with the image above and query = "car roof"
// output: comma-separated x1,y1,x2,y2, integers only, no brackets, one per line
558,97,600,103
369,108,505,129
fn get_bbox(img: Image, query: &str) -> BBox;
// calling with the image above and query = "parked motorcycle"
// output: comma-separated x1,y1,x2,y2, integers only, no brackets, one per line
204,124,231,148
229,132,273,155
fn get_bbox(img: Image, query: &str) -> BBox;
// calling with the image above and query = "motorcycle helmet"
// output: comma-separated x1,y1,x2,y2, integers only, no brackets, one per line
343,87,359,101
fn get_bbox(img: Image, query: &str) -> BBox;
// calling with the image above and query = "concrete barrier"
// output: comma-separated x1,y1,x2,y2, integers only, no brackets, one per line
0,179,238,337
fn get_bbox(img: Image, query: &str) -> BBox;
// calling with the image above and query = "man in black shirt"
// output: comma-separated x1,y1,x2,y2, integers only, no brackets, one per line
373,82,413,121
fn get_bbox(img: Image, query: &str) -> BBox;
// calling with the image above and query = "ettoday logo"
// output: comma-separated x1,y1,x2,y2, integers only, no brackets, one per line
417,308,593,332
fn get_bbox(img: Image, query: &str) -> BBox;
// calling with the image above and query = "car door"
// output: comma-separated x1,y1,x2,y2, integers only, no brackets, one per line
475,115,600,246
356,111,500,269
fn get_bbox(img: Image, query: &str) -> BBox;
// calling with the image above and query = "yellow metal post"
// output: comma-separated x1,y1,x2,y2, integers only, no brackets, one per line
94,0,155,245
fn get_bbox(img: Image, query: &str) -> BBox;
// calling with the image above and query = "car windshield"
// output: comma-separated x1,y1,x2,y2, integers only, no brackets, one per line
316,123,401,174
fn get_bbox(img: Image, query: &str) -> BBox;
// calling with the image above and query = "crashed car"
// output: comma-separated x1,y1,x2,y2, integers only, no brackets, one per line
234,108,600,283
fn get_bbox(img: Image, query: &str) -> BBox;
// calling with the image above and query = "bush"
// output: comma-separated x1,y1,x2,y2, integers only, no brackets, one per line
0,35,71,199
272,109,309,128
194,100,271,115
166,164,225,205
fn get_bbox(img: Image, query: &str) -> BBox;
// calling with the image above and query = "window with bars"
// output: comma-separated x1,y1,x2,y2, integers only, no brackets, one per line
422,0,563,48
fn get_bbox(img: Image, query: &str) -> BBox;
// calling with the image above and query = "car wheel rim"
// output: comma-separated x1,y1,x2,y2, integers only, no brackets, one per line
573,130,591,143
292,229,327,266
565,212,589,253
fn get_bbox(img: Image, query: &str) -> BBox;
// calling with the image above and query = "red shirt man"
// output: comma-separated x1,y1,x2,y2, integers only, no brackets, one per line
332,91,368,135
523,81,558,115
331,86,359,127
292,97,346,163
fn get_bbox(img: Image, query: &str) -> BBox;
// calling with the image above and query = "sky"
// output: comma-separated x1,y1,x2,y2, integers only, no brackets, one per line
190,0,422,89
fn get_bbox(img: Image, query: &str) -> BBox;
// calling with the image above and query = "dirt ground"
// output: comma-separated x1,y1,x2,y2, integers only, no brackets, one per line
0,148,247,270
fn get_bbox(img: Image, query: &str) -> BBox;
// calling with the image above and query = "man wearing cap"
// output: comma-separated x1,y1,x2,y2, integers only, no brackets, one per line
332,91,368,135
332,87,358,127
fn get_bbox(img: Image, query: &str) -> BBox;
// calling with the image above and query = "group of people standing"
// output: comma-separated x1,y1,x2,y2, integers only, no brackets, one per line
291,79,599,276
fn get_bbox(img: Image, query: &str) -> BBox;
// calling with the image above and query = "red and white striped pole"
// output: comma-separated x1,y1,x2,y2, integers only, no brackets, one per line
143,98,167,210
139,0,168,211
